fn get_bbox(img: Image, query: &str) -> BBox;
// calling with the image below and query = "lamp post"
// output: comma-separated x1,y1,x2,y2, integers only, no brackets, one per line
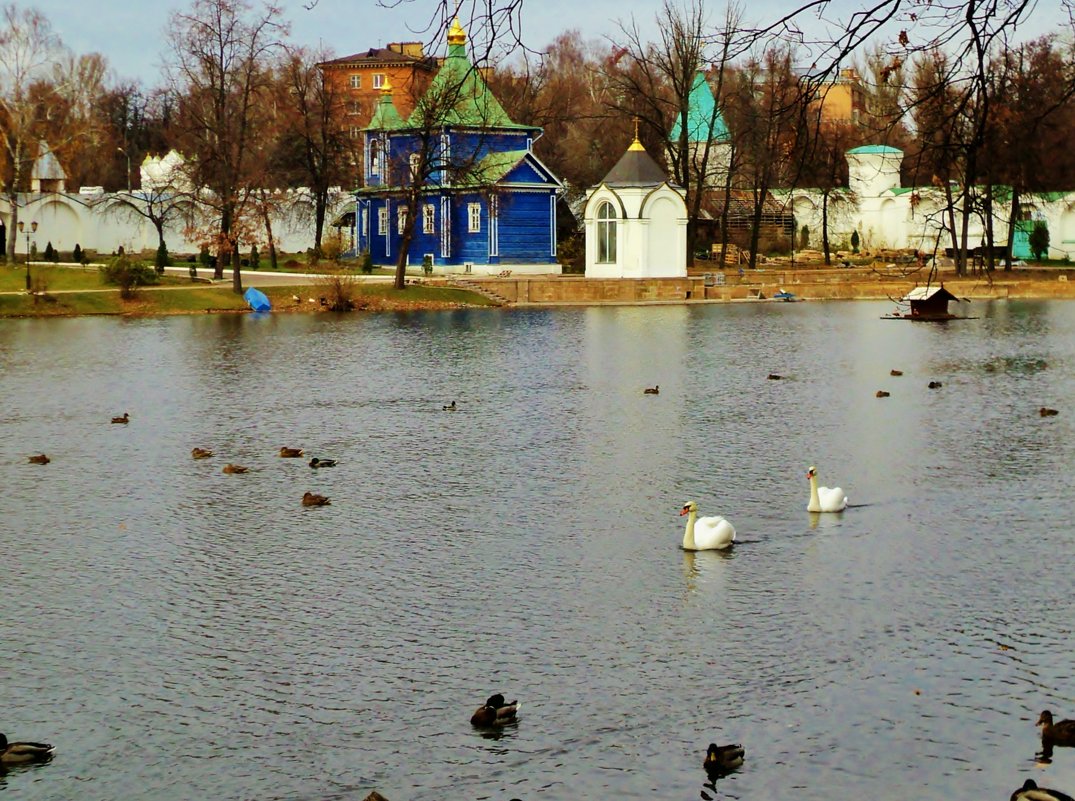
18,219,38,292
117,146,131,192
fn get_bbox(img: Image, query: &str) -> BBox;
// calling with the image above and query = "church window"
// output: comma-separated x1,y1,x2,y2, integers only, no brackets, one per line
468,202,481,232
398,206,408,234
378,207,388,235
373,73,386,89
369,139,380,176
423,204,435,234
349,74,361,89
596,201,617,263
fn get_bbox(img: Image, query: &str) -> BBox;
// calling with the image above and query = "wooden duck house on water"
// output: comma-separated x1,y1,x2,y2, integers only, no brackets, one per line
884,284,971,321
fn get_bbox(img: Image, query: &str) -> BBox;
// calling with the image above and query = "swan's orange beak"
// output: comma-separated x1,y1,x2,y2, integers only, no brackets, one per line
679,508,689,516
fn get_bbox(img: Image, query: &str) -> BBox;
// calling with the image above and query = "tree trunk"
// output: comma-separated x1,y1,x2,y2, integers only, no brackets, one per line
943,181,961,276
1004,189,1019,271
314,189,327,257
231,244,243,294
821,189,831,266
983,183,995,272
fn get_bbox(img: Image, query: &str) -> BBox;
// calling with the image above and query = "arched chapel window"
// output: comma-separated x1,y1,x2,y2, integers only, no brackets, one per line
597,201,617,264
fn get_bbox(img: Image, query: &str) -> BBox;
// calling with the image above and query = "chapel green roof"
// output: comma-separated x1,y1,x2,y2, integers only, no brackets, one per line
365,84,405,131
669,71,730,144
406,22,528,130
846,144,903,156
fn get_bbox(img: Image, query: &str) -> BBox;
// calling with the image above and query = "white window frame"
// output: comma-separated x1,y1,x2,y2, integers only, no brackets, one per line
378,207,388,235
369,139,380,176
349,126,362,139
596,200,617,264
349,74,361,89
468,202,481,233
372,73,386,89
423,204,435,234
398,206,408,234
409,153,420,181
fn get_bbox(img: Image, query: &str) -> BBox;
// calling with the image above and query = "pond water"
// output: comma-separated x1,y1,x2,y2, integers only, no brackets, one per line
2,300,1074,801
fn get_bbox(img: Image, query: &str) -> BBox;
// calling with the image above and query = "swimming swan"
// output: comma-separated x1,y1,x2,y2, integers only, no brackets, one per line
680,501,736,550
807,466,847,512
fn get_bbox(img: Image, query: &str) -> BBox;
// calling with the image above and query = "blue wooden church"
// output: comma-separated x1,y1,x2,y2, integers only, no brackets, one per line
356,19,562,275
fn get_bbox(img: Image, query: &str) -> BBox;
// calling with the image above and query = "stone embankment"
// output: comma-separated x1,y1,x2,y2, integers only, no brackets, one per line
454,264,1075,306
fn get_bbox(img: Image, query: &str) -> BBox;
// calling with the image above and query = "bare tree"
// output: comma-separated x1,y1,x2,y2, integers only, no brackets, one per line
273,46,356,258
165,0,287,293
0,5,67,263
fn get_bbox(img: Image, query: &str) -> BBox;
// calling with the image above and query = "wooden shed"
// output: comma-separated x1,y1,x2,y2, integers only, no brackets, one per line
903,285,958,319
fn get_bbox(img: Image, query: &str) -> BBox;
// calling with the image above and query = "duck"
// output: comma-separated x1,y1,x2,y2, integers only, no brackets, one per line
1040,407,1059,417
890,369,903,376
643,385,660,395
279,447,304,458
704,742,745,775
679,501,736,550
1037,711,1075,746
767,373,783,380
0,733,55,765
302,491,330,507
875,390,890,398
222,463,249,474
1010,779,1074,801
807,465,847,512
443,401,456,411
309,457,337,468
27,454,50,465
928,381,943,389
470,694,519,727
191,447,214,459
111,412,130,424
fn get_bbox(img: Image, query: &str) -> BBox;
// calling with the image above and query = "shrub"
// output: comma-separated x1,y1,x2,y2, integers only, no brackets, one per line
199,245,211,267
799,225,810,250
360,250,374,274
44,241,57,262
850,230,860,254
249,244,260,270
315,273,357,311
99,254,158,299
1029,220,1050,261
155,241,170,273
73,243,83,264
320,232,344,262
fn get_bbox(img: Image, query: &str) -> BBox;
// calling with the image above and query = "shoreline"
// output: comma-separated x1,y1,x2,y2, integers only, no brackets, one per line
1,263,1073,318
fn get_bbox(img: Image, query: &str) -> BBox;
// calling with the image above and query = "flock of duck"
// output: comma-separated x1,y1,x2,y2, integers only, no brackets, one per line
24,413,339,507
463,695,1075,798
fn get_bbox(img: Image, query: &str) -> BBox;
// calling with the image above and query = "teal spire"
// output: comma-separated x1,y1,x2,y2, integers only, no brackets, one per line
670,71,730,144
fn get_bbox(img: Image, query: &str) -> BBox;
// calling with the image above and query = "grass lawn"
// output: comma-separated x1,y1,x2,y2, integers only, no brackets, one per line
0,269,496,317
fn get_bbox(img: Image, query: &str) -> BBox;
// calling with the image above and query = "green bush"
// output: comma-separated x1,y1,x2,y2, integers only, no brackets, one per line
799,225,810,250
100,254,159,299
73,243,84,264
250,244,260,270
44,241,59,262
155,241,170,273
199,245,211,267
850,230,860,254
360,251,374,274
1029,220,1050,261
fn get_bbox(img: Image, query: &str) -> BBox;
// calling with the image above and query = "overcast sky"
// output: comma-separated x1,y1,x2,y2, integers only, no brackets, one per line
27,0,1072,86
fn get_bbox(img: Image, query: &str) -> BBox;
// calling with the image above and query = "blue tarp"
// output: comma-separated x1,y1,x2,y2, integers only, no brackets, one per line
243,287,271,312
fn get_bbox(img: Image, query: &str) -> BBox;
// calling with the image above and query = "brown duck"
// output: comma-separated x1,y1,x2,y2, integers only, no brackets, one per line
191,447,214,459
302,491,330,507
0,733,55,765
222,464,249,474
279,447,304,458
27,454,50,465
111,412,130,424
1038,710,1075,746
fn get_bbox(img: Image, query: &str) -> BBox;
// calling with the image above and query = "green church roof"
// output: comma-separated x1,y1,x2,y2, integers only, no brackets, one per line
846,145,903,156
406,25,527,130
365,86,405,131
669,71,730,144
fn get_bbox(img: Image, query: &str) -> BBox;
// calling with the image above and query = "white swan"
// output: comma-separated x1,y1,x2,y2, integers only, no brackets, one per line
806,465,847,512
679,501,736,550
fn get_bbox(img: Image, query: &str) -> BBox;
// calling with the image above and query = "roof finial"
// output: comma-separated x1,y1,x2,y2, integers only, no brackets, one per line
447,16,466,46
380,77,393,96
629,116,645,151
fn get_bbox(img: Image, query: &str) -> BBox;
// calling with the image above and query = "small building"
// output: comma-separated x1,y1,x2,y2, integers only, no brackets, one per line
583,132,688,278
903,285,959,319
31,140,66,193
